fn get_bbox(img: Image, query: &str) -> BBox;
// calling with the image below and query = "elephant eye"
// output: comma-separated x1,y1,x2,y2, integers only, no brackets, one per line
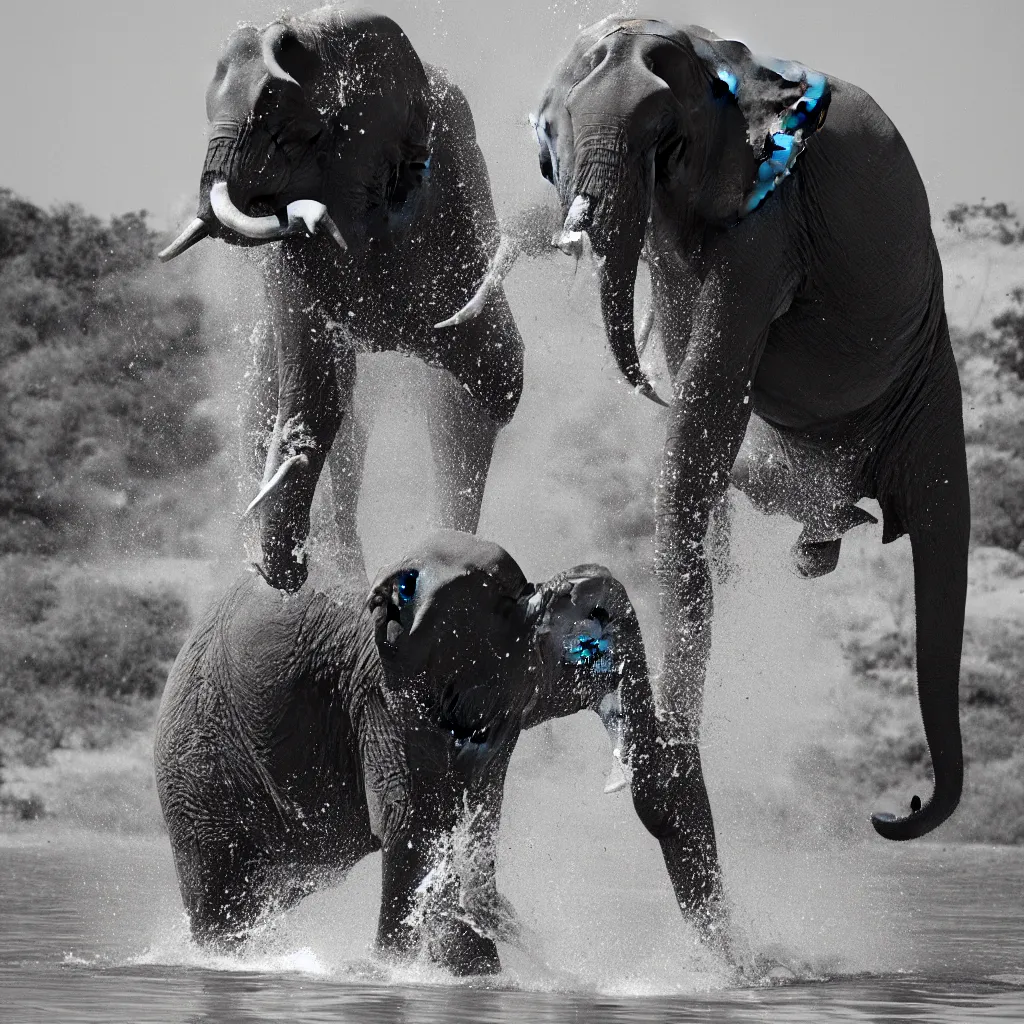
395,570,418,607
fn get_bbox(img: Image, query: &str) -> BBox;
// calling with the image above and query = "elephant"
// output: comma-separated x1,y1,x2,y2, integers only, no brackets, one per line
159,8,523,592
154,530,659,974
444,17,970,942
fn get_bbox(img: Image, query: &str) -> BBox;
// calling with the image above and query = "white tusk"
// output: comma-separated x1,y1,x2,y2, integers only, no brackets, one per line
554,194,590,256
554,228,584,258
635,303,656,356
210,184,348,251
245,453,309,515
158,218,210,262
318,213,348,251
211,181,290,240
284,200,347,251
434,235,520,329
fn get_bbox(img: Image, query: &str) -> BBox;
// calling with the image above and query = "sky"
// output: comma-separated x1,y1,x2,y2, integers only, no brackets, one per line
4,0,1022,227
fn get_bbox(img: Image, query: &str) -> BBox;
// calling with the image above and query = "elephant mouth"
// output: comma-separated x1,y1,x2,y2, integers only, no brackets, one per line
437,681,519,778
440,706,515,784
368,590,405,656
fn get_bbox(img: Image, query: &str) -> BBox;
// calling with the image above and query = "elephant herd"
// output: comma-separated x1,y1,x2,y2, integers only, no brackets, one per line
154,8,971,974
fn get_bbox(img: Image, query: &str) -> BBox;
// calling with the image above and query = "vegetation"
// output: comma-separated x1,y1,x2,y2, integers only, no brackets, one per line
1,192,1022,840
0,190,213,812
0,189,218,557
0,557,189,764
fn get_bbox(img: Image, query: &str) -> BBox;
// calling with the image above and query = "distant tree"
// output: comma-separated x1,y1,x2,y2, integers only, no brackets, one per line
945,201,1024,245
0,190,216,553
991,287,1024,381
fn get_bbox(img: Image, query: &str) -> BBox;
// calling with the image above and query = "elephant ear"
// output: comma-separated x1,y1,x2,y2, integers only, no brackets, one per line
528,565,635,685
692,34,831,216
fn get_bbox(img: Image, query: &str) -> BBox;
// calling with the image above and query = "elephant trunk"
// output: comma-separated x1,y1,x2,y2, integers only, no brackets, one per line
614,609,658,767
872,483,968,841
572,130,666,406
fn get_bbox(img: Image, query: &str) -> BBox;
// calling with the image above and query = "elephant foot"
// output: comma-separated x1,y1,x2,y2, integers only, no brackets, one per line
791,537,842,578
426,922,502,976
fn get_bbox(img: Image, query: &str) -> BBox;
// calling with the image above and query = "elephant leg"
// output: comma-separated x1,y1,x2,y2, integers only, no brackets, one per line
706,489,734,585
362,699,500,974
423,285,524,533
169,830,275,948
424,369,500,533
325,347,366,578
451,758,525,952
872,337,968,840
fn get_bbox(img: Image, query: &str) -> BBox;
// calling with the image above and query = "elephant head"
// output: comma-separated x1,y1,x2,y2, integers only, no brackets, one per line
365,531,652,968
367,531,652,789
441,18,828,406
534,18,828,404
159,12,432,262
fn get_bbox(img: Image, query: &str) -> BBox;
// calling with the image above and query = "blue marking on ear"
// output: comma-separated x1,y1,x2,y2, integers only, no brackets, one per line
717,67,739,97
740,61,829,219
767,132,797,173
565,626,614,672
803,71,827,108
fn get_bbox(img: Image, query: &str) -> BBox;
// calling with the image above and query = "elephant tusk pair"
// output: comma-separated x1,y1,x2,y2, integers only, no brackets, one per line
157,183,348,262
245,453,309,515
209,182,348,250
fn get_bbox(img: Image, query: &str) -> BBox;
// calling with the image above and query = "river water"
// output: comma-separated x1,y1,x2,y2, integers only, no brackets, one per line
4,790,1024,1023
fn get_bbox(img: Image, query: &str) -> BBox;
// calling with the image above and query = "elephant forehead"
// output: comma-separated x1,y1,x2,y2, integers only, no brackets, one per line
374,530,528,597
207,26,271,124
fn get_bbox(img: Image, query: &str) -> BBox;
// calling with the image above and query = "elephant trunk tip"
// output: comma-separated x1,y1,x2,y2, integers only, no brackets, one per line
871,786,959,842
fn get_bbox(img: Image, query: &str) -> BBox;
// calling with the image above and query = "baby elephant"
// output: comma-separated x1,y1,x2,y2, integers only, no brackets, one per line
154,531,655,974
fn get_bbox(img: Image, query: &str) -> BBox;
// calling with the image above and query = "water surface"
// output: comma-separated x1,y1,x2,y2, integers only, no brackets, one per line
4,814,1024,1023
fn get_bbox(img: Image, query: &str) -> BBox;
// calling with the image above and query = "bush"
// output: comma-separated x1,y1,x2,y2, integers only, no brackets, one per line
0,558,189,763
0,189,216,555
968,447,1024,551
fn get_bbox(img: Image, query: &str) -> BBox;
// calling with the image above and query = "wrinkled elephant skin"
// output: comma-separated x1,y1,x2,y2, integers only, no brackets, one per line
154,532,653,974
521,17,970,940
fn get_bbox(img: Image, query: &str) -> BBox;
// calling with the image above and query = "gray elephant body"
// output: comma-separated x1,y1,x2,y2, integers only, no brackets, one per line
162,10,523,591
155,575,378,936
447,18,970,946
155,533,657,973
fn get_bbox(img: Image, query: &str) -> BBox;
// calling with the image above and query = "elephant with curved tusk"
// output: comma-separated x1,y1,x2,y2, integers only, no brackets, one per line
444,17,971,940
154,531,658,974
160,9,524,592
